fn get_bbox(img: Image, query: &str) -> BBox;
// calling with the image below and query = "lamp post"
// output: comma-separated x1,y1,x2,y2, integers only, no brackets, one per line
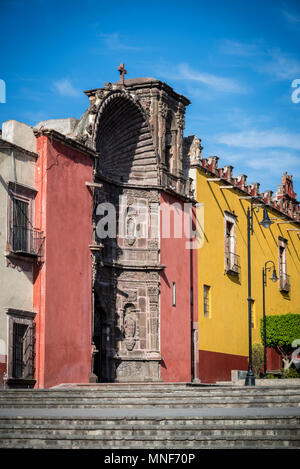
262,261,278,378
245,199,274,386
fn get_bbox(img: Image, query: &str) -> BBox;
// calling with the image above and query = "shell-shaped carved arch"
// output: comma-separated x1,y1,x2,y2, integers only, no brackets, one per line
93,91,158,185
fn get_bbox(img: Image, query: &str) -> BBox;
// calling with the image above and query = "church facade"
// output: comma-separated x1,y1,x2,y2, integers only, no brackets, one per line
0,68,299,388
75,76,198,384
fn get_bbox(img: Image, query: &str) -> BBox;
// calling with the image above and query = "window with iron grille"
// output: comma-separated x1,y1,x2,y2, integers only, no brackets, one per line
12,323,28,378
12,197,29,252
8,182,43,258
6,309,36,386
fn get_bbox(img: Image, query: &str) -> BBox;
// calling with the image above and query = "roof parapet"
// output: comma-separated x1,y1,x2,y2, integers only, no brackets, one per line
193,154,300,222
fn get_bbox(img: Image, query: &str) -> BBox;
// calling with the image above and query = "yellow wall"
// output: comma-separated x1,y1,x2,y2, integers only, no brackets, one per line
196,169,300,358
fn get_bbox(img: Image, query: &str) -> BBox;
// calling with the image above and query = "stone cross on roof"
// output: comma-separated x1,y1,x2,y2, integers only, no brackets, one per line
117,63,127,85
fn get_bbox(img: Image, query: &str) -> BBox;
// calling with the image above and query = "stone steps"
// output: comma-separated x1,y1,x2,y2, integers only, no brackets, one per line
1,388,299,395
2,383,300,394
1,384,300,448
1,437,299,449
1,400,300,409
2,389,299,397
0,415,299,449
0,431,299,448
0,422,299,436
1,385,300,408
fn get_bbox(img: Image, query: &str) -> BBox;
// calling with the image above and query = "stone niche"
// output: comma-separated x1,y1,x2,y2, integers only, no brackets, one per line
93,183,162,381
112,269,161,382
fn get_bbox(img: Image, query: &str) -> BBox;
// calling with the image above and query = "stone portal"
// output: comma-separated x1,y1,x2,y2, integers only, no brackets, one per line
76,73,191,382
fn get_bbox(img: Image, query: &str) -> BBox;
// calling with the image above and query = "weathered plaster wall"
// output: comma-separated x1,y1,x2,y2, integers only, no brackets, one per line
34,135,93,388
0,142,36,386
2,120,36,153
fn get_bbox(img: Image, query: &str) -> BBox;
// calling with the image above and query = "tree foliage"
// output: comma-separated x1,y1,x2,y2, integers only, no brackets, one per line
260,314,300,370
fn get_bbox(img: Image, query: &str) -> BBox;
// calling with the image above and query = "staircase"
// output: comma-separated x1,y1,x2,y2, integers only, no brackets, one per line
0,383,299,449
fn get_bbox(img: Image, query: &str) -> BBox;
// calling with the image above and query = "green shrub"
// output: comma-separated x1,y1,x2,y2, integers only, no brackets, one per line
252,343,264,378
260,313,300,370
281,367,300,379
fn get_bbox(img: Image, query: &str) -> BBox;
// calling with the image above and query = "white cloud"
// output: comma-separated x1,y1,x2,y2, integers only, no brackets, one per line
282,9,300,25
215,128,300,150
257,49,300,80
201,144,300,192
155,62,247,94
53,78,81,97
224,108,272,130
220,40,260,57
99,32,141,51
247,151,300,172
220,39,300,81
21,110,50,124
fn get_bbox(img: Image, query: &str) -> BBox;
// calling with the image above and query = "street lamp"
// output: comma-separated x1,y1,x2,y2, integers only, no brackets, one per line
245,199,274,387
262,261,278,378
259,206,274,229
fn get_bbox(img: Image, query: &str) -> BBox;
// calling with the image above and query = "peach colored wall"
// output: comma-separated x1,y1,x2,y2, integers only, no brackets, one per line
34,135,93,388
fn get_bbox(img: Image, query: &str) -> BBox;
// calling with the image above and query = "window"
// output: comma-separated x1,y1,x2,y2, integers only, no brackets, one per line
12,323,29,378
172,282,176,306
12,197,29,252
8,182,43,258
224,211,239,274
203,285,210,317
278,237,290,292
6,309,36,387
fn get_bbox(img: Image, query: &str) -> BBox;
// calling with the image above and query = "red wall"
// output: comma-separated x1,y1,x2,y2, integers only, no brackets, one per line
267,347,282,371
198,348,282,383
0,357,6,388
160,192,198,382
34,135,93,388
198,350,248,383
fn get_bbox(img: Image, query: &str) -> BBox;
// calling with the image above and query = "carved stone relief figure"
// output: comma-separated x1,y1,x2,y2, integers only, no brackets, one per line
123,303,137,351
126,216,136,246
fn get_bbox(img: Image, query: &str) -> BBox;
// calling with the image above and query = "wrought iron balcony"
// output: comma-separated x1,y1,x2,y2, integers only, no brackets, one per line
225,252,240,275
279,272,290,292
10,225,44,258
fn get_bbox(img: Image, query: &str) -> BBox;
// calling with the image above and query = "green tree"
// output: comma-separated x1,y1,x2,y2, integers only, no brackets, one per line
260,314,300,370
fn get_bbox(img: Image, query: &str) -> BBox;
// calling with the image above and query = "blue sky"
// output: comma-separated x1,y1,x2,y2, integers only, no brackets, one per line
1,0,300,196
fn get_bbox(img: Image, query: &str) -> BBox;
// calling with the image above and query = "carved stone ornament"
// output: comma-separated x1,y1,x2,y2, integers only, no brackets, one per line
86,124,93,135
123,304,136,351
96,90,105,99
175,110,185,129
140,98,152,118
89,104,98,114
159,101,168,118
126,217,136,246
